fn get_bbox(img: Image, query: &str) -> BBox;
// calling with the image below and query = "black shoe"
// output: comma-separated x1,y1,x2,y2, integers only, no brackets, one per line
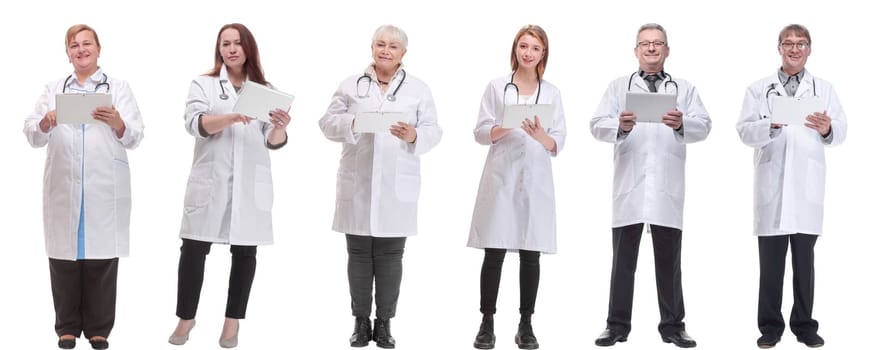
58,338,76,349
515,320,539,349
595,329,627,347
89,338,110,349
796,333,824,348
757,334,781,348
373,318,395,349
349,317,372,347
473,314,495,349
662,330,696,348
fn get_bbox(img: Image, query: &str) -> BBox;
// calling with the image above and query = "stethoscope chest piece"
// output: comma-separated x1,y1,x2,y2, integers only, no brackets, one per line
387,95,396,102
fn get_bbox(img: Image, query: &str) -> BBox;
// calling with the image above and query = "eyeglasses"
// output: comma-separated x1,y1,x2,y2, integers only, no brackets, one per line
780,41,810,50
637,41,666,49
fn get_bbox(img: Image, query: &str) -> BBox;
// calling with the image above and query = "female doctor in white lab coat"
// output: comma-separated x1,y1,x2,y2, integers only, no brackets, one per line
736,24,846,348
319,24,441,349
168,23,290,349
23,24,144,350
467,25,566,350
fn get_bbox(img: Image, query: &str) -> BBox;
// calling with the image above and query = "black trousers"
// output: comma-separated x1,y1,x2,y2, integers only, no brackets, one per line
346,234,406,319
479,249,541,318
176,238,258,320
605,223,685,336
49,258,118,338
758,234,819,337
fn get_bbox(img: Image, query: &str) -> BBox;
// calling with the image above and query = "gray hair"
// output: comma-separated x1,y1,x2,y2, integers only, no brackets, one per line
637,23,668,45
372,24,408,50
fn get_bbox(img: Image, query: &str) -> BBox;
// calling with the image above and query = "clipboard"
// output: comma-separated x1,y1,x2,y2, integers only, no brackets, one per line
770,95,824,125
232,81,295,123
502,104,555,129
625,92,677,123
55,93,113,124
353,112,406,133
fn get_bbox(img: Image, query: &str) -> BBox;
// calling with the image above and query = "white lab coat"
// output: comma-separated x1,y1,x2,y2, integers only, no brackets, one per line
24,69,144,260
736,70,846,236
319,68,441,237
179,65,280,245
467,75,567,254
590,73,711,230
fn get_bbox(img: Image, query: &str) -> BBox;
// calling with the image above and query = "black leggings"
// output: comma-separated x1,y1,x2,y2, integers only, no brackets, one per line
175,238,257,319
479,249,540,317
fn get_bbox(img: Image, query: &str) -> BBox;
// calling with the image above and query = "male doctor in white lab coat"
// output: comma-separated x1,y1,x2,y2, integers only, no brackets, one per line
590,23,711,348
736,24,846,349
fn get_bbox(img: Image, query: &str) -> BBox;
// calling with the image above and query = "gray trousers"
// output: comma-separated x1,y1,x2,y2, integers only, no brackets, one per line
345,234,406,319
49,258,118,338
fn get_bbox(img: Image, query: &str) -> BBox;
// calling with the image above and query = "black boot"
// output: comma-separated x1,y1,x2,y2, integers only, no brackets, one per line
373,318,395,349
515,317,539,349
474,314,495,349
349,317,372,347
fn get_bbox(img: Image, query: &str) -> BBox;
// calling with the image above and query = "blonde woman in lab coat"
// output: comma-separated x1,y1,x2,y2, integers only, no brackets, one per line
319,24,442,349
736,24,846,349
23,24,144,350
167,23,290,349
467,25,566,350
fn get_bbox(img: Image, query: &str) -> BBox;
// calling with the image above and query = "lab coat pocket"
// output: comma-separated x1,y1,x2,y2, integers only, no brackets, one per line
113,158,132,231
395,156,421,203
805,159,826,205
613,150,636,196
754,161,778,205
184,161,214,213
254,164,274,211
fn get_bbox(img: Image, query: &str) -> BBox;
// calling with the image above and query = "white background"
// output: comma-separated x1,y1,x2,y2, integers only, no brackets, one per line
2,0,867,349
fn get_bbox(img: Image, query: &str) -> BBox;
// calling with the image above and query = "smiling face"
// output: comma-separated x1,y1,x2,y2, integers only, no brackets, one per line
371,34,406,73
66,30,100,75
634,28,669,72
514,34,544,73
779,32,811,75
219,28,246,71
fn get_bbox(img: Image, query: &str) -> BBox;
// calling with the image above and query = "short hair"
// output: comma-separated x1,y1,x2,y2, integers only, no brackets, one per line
779,24,811,45
372,25,408,50
636,23,668,46
510,24,549,78
206,23,267,85
65,24,100,50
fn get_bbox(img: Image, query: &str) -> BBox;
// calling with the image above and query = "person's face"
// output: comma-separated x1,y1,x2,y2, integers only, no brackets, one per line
778,32,811,74
219,28,246,71
371,34,406,72
67,30,100,73
515,34,544,72
634,29,669,71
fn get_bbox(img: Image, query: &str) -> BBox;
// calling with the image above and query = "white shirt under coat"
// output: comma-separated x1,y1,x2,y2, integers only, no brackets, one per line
179,65,282,245
24,69,145,260
467,74,567,254
736,69,847,236
319,66,442,237
590,73,711,230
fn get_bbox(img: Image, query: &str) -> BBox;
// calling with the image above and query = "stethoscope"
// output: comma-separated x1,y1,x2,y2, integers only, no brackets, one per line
627,71,677,94
503,71,541,105
356,69,406,101
63,73,110,93
766,78,817,99
219,79,231,100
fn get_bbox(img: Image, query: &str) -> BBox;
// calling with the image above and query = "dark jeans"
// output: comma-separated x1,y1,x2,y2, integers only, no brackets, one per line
176,238,257,319
758,234,819,337
605,223,686,336
479,249,541,318
346,234,406,319
49,258,118,338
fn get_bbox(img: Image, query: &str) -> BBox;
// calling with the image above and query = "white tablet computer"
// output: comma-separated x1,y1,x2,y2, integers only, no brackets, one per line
770,95,825,125
625,92,677,123
502,104,555,129
232,81,295,123
353,112,406,133
56,93,113,124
